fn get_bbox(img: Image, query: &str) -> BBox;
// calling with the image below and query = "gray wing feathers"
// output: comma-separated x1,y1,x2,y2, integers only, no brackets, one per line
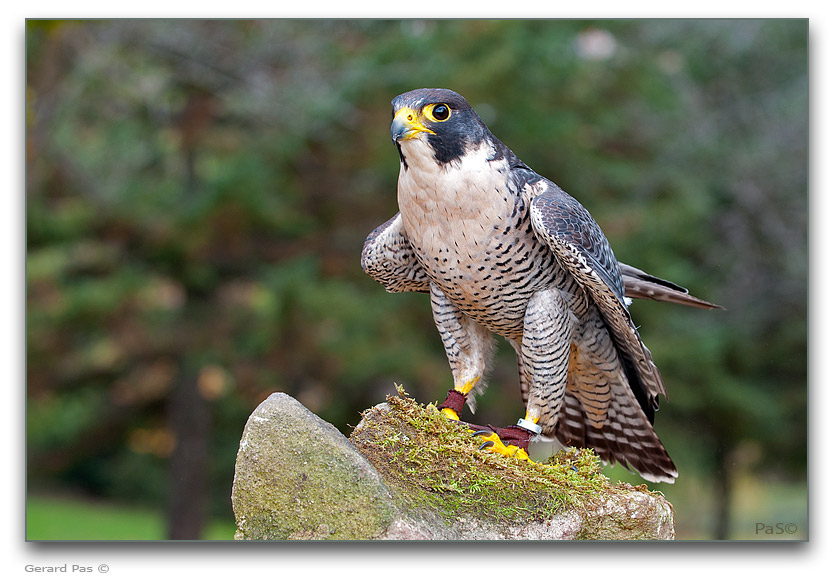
361,213,430,293
529,182,667,405
528,184,625,304
620,262,723,310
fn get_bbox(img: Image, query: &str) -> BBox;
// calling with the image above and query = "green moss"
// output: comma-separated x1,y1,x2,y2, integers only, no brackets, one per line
232,393,397,540
349,386,649,529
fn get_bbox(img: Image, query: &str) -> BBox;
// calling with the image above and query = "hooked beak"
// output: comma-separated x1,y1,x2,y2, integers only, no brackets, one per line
391,107,435,142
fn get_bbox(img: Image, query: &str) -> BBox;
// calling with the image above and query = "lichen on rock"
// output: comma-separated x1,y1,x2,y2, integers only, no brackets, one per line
231,392,396,540
231,388,675,540
349,387,674,540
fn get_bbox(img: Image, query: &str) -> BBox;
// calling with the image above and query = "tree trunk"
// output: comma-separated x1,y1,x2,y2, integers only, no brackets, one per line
165,86,217,540
166,366,210,539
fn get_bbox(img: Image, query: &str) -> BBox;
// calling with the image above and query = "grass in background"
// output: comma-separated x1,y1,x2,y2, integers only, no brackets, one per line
26,495,237,541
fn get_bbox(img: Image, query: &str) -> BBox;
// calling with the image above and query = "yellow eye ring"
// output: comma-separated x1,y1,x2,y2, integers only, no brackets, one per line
424,103,451,123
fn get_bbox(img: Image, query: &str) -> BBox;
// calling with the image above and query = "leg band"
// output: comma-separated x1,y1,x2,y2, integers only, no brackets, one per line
467,422,536,451
439,388,467,416
516,417,543,435
488,424,535,451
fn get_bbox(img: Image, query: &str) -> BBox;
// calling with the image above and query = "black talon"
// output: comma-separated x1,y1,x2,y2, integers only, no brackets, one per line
472,430,492,437
479,440,494,450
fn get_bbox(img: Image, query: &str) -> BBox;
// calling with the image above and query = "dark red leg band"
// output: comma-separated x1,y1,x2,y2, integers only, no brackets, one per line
466,422,535,451
439,388,466,416
488,424,534,451
438,389,535,452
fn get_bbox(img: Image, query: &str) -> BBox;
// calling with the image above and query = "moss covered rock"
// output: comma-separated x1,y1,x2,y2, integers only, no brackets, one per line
231,389,675,540
231,393,396,540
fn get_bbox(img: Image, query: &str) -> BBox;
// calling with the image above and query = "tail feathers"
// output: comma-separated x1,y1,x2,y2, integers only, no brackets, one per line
619,262,723,310
556,391,678,484
549,308,676,483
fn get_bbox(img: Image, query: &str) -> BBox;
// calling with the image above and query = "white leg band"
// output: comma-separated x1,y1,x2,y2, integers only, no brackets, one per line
516,418,543,435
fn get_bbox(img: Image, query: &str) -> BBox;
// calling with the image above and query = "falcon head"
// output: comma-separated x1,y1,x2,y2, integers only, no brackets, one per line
391,88,492,166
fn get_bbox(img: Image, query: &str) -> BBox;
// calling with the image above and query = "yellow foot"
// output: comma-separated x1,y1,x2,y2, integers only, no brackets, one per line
475,432,532,463
440,407,461,421
437,406,533,463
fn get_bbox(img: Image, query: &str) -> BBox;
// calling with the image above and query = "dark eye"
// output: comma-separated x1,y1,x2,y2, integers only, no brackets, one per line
426,103,451,122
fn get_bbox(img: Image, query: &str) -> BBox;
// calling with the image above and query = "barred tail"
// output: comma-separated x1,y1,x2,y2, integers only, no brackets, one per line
556,389,678,484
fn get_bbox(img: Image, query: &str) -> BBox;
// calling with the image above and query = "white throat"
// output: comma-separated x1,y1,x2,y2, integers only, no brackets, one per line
397,139,506,202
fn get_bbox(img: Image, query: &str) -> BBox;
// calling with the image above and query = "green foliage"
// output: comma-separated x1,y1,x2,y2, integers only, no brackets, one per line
26,19,807,540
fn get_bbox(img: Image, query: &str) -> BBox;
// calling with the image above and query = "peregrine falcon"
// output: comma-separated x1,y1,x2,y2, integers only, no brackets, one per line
362,88,719,483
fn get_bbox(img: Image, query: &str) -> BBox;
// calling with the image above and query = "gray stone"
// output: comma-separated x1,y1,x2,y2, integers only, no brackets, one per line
231,392,675,540
231,393,396,540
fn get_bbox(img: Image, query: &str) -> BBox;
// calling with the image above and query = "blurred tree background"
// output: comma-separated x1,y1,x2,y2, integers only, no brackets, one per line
25,19,807,540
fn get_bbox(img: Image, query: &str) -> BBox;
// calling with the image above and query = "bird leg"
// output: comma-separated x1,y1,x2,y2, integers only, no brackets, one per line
439,401,538,461
439,383,537,461
470,426,544,465
428,283,546,462
437,387,539,460
470,415,541,462
430,283,493,420
438,377,479,421
463,288,573,462
517,288,573,433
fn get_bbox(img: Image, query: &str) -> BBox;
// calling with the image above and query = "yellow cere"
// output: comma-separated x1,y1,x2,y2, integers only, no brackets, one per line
393,107,435,136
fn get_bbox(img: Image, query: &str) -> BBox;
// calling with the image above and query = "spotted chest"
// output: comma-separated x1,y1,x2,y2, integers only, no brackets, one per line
396,144,565,339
